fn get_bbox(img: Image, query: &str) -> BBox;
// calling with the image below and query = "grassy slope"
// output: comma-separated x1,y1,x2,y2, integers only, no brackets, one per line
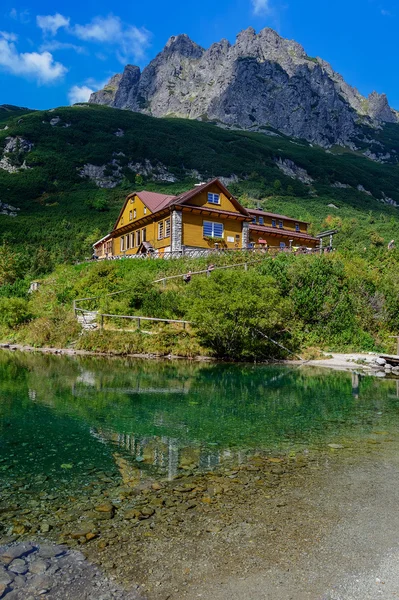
1,104,399,272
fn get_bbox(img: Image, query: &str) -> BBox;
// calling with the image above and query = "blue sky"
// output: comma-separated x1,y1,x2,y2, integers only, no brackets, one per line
0,0,397,110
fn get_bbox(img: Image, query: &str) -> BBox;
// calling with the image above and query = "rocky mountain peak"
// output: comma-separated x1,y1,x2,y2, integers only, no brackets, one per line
89,27,398,148
164,34,204,58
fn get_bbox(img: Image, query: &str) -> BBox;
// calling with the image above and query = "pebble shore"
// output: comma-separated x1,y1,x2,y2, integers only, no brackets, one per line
0,542,143,600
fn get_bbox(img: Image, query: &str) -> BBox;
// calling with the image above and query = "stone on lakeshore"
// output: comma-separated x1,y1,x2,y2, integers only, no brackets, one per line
151,483,162,491
9,558,28,574
328,443,345,449
29,560,49,575
124,509,141,520
40,522,51,533
0,583,9,599
37,544,66,559
94,503,114,513
0,570,13,585
86,533,97,541
375,357,386,366
0,543,34,565
139,507,155,519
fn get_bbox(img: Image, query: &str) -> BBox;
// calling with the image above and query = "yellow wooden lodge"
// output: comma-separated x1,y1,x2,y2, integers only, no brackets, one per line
93,179,319,258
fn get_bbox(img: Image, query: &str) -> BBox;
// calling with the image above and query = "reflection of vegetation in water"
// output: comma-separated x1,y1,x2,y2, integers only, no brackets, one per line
1,352,399,485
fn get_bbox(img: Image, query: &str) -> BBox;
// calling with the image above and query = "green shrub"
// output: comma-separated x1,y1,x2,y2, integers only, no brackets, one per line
0,298,31,328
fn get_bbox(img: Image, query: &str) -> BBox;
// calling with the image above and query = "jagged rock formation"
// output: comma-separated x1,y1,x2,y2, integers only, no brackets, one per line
90,27,398,148
0,136,33,173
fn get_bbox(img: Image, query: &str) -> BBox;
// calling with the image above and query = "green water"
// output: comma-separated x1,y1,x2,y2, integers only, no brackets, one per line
1,351,399,493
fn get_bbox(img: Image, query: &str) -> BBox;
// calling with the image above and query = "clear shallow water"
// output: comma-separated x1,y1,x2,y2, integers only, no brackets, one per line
1,351,399,491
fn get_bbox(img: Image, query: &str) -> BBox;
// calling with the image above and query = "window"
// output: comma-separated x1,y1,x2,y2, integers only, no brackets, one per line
130,233,134,248
203,221,224,238
142,228,146,242
165,218,171,238
252,217,256,224
295,223,300,232
121,217,124,225
272,219,276,228
144,207,147,214
133,209,137,219
130,197,134,204
120,237,125,252
208,193,220,205
126,234,130,250
129,210,133,221
158,221,164,240
280,242,286,249
136,230,141,247
259,216,264,225
279,220,283,229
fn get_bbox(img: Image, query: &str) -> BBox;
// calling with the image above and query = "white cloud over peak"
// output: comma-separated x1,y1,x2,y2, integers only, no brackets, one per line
37,13,70,36
68,84,94,104
0,32,67,83
73,15,151,63
252,0,271,15
73,15,121,42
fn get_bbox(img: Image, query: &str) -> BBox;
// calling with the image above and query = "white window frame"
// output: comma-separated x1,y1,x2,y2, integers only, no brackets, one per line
130,233,134,248
129,210,133,221
126,234,130,250
133,209,137,219
207,192,220,205
158,221,164,240
136,230,141,247
279,220,284,229
120,236,125,252
165,218,171,238
142,228,146,242
203,220,224,238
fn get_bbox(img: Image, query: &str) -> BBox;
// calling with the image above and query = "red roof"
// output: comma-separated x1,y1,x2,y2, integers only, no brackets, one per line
249,224,318,242
136,191,177,212
247,208,309,225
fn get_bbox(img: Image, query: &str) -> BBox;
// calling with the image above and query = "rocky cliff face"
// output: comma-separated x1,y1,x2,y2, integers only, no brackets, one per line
90,27,398,148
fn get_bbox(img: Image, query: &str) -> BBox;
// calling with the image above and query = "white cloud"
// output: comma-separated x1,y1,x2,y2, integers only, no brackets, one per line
0,31,18,42
9,8,30,23
73,15,151,63
37,13,70,36
39,40,86,54
381,9,391,16
252,0,271,15
0,32,67,83
68,85,94,104
73,15,121,42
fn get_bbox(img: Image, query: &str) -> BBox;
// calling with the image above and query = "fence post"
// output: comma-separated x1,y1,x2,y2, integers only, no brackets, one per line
100,314,104,330
73,300,76,315
244,263,248,271
183,322,186,330
163,279,166,288
137,318,141,330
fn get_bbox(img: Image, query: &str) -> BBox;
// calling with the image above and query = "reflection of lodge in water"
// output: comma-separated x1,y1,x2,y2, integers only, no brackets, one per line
93,429,243,480
72,369,192,397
